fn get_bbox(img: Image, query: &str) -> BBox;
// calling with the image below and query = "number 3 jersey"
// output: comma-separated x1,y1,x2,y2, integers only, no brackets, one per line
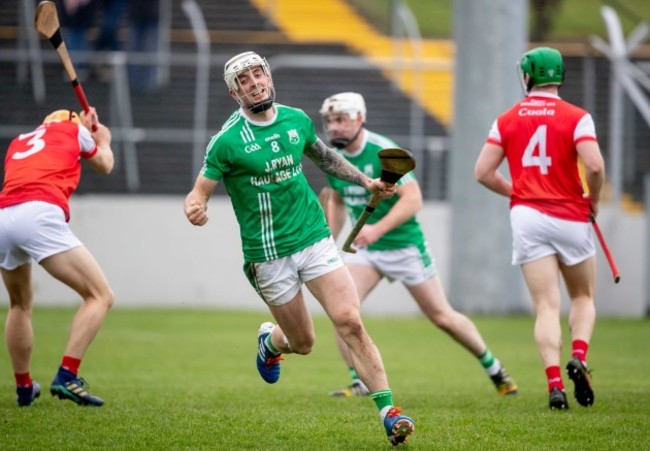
486,91,598,221
201,104,330,263
0,121,97,221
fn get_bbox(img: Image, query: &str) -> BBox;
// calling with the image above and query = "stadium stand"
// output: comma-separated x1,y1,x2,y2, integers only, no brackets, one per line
0,1,447,197
0,1,648,204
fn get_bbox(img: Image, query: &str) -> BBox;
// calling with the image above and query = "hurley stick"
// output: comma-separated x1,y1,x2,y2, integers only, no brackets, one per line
35,1,96,130
341,148,416,253
591,217,620,284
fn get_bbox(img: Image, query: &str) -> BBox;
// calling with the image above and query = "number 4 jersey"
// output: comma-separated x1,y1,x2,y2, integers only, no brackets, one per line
0,121,97,221
486,91,598,221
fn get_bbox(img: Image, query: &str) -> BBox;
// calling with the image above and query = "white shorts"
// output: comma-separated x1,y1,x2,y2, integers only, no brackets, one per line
243,236,344,306
342,243,436,287
510,205,595,266
0,201,82,270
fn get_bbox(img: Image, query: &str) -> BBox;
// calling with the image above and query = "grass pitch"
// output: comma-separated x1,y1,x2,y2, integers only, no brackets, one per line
0,308,649,450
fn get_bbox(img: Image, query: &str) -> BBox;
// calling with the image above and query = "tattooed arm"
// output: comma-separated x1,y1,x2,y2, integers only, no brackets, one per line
305,138,396,197
305,138,368,187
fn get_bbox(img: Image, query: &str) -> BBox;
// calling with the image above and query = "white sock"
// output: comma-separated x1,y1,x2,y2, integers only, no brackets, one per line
379,406,392,421
485,358,502,377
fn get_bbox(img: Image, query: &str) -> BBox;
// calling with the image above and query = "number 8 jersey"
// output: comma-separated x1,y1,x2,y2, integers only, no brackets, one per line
0,121,97,221
486,91,598,221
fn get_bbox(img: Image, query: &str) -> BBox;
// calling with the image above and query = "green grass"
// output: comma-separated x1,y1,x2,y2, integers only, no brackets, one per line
1,308,649,449
349,0,650,41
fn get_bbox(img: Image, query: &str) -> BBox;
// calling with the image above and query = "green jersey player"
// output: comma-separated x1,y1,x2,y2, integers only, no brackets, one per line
319,92,518,399
183,52,414,446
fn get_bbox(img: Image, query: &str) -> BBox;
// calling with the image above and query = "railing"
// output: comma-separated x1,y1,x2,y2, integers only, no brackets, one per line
589,6,650,206
266,53,451,199
4,0,451,197
0,46,450,197
181,0,211,179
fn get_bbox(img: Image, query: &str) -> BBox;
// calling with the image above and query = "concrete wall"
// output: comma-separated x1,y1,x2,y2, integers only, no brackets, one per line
1,196,645,317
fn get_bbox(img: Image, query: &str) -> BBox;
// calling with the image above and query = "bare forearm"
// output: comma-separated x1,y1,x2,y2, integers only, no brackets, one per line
477,172,512,198
585,172,603,203
577,141,605,205
374,195,419,236
87,145,114,175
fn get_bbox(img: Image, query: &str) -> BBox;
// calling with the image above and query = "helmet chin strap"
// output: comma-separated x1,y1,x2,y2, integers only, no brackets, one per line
241,84,276,114
330,124,364,149
249,98,274,114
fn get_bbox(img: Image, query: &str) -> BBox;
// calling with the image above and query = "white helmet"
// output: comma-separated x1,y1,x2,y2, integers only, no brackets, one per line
319,92,366,149
223,51,275,113
319,92,366,122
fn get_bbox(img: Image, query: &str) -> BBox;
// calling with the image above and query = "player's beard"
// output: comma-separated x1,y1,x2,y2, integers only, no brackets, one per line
242,85,275,113
329,124,363,149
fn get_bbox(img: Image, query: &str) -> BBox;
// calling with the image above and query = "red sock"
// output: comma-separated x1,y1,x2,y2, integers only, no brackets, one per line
572,339,589,363
15,372,32,387
61,356,81,375
545,366,564,392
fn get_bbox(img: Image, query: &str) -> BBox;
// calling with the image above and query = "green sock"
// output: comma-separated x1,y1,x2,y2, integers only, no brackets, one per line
265,335,280,355
348,367,361,383
371,389,393,411
478,349,495,368
478,349,502,376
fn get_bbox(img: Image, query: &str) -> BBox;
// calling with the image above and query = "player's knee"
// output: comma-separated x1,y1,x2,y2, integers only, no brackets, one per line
9,301,33,315
336,315,365,341
288,335,315,355
87,286,114,310
103,287,115,310
429,310,455,332
570,293,594,305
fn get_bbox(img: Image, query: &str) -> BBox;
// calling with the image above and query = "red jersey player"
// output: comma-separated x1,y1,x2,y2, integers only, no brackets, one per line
474,47,605,411
0,108,114,407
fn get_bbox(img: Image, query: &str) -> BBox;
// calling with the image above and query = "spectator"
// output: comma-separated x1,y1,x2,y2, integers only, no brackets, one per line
94,0,128,52
56,0,97,80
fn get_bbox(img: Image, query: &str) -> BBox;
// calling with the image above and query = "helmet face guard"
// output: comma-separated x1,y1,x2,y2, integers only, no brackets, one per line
519,47,565,93
223,51,275,113
43,109,80,124
319,92,366,148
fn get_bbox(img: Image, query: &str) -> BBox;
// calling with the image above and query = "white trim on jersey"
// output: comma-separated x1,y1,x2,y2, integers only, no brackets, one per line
207,111,242,150
240,120,255,143
366,130,398,149
78,125,96,155
258,192,278,260
574,114,596,141
488,119,501,144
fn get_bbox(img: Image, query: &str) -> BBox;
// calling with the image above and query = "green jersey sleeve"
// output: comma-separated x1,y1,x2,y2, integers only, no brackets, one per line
201,111,243,181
